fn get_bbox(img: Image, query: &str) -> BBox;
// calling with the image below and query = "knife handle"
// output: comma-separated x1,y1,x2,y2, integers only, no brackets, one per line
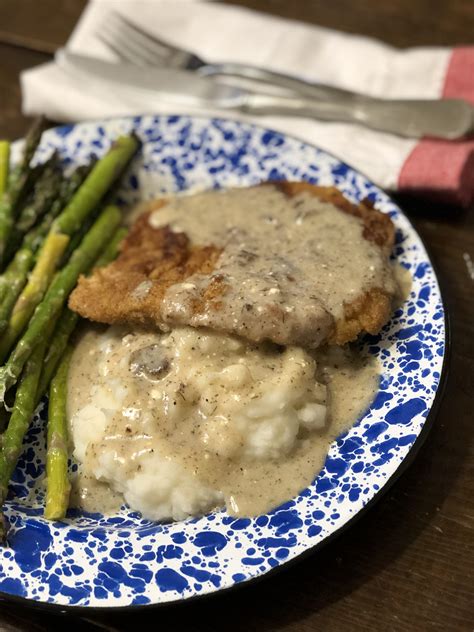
240,92,474,140
203,62,473,139
198,62,356,101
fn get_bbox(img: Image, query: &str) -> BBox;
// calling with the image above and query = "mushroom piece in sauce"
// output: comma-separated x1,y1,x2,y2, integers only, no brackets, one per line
129,344,171,380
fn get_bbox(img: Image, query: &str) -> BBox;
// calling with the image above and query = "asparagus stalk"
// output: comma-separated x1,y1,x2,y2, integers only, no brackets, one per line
0,142,9,197
0,136,138,341
10,118,46,188
52,134,139,237
0,232,70,363
93,225,127,269
37,227,128,402
14,152,62,237
0,164,41,271
0,205,122,402
44,346,73,521
0,249,34,334
41,227,127,521
5,118,45,197
0,340,46,540
59,212,97,269
0,186,73,330
37,309,78,404
0,309,62,537
0,118,46,268
5,162,95,264
0,223,127,531
0,161,96,341
0,204,58,314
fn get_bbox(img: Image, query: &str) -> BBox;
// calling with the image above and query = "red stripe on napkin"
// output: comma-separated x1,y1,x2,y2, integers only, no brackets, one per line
398,47,474,206
443,47,474,102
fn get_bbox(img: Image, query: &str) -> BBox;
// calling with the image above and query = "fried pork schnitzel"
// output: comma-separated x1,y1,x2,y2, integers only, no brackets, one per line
69,182,396,348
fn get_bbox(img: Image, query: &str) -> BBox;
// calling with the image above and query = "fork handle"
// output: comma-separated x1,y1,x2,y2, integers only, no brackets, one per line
199,62,356,101
202,62,473,139
240,92,474,140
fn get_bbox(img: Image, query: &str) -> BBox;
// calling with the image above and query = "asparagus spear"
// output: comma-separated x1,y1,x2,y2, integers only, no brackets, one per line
4,161,95,264
0,142,9,197
0,205,122,402
0,309,63,537
58,179,118,267
44,346,73,521
0,340,46,540
0,160,97,342
0,135,138,343
93,225,127,269
59,212,97,269
0,249,34,334
37,227,128,401
41,227,127,520
5,118,45,198
10,118,46,189
0,118,46,268
0,232,70,363
37,309,78,404
0,166,88,330
14,152,62,237
52,134,139,237
0,224,127,531
0,161,43,271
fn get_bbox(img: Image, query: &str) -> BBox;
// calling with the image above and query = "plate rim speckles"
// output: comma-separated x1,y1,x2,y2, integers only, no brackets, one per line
0,115,447,611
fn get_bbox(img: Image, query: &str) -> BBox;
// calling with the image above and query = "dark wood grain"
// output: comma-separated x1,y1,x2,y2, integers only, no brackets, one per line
0,1,472,631
225,0,474,47
0,0,85,52
0,43,50,140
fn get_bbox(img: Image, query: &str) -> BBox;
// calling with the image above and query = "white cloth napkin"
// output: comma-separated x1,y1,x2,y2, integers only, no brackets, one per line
21,0,474,205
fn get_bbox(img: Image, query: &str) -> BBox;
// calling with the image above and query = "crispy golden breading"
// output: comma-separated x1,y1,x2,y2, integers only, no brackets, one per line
69,183,395,346
69,208,222,326
331,287,393,345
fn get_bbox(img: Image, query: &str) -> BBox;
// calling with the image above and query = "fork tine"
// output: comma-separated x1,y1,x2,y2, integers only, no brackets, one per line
110,11,190,60
95,29,147,66
99,21,161,66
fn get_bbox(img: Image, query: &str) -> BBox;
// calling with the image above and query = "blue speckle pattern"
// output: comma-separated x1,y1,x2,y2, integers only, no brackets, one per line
1,115,445,608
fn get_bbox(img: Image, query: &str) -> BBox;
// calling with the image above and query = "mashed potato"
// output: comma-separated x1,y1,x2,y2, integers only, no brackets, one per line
68,325,328,521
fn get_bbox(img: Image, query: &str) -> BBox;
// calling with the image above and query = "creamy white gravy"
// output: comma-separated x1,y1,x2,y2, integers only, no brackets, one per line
148,186,397,347
68,325,378,518
70,472,123,515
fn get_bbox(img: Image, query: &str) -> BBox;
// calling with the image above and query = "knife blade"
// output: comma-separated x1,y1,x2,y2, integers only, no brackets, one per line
56,49,474,140
56,49,245,108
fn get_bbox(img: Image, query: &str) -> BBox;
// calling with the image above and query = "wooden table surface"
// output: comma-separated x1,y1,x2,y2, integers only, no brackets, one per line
0,1,473,630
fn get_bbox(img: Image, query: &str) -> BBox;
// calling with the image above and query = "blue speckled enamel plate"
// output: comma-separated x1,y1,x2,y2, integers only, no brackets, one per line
0,115,446,610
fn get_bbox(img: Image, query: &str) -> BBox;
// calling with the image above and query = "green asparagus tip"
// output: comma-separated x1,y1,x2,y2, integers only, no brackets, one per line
53,133,139,237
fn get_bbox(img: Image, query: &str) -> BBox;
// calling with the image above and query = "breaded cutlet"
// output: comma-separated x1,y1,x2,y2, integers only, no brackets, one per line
69,182,396,348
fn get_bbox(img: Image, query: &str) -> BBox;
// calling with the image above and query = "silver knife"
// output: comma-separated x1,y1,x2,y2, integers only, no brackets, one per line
56,49,474,140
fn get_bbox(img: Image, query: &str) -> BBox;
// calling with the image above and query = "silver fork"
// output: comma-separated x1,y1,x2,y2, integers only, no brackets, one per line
95,11,474,140
98,11,362,101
